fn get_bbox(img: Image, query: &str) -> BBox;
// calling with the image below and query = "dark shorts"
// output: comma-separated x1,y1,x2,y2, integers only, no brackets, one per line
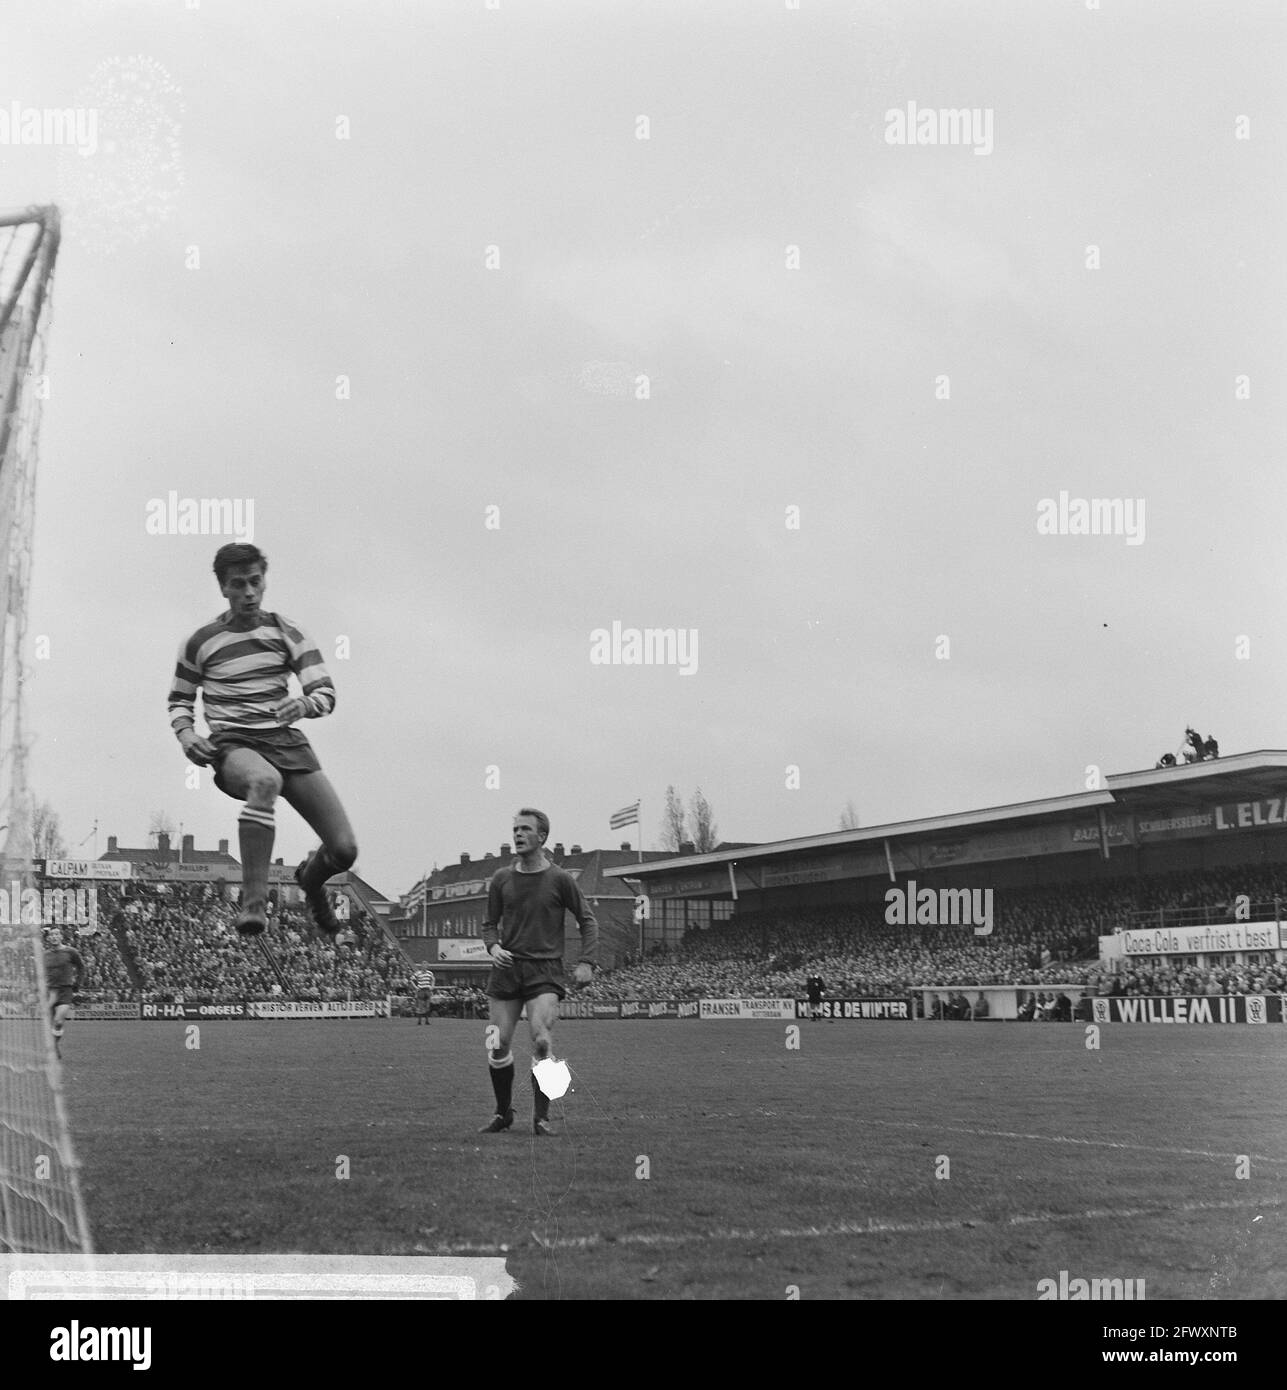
211,727,321,797
51,987,75,1008
486,957,566,1003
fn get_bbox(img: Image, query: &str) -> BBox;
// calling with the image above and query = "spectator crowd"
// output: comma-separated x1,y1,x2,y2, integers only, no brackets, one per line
43,861,1287,1011
48,880,414,1005
586,864,1287,1003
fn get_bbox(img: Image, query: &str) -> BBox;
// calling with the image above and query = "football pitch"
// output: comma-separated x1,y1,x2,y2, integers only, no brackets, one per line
61,1019,1286,1300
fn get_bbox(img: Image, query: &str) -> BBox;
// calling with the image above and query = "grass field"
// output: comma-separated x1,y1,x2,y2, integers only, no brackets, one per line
61,1018,1286,1300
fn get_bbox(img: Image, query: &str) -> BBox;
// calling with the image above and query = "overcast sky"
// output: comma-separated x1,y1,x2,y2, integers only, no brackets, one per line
3,0,1284,897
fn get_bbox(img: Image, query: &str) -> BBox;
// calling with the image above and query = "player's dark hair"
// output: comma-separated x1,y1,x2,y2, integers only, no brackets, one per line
213,543,268,586
515,808,549,844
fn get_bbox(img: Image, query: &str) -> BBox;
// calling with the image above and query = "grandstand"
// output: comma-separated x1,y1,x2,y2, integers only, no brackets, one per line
36,755,1287,1017
36,838,416,1011
600,751,1287,1009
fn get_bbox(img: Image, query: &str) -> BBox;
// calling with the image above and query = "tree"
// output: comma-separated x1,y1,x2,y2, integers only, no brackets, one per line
148,810,176,847
659,784,686,852
839,799,861,830
689,787,719,853
31,799,67,859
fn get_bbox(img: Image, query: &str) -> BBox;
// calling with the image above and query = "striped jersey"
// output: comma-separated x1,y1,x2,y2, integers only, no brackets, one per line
412,969,435,990
168,611,336,734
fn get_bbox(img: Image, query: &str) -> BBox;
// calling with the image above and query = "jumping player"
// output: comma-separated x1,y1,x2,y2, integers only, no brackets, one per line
167,544,358,937
44,928,83,1059
480,809,597,1136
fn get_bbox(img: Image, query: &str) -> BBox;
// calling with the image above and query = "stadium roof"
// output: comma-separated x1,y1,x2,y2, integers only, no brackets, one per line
341,869,394,905
605,750,1287,881
1101,750,1287,809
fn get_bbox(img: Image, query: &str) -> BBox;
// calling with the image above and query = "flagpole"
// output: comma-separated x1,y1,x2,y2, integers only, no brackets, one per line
637,798,642,864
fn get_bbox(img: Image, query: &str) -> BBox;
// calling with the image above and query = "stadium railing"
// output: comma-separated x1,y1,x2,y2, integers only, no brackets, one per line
1128,898,1284,931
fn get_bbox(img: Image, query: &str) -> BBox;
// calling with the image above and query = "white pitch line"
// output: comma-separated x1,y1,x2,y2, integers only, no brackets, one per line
428,1196,1283,1255
857,1117,1287,1166
585,1111,1287,1166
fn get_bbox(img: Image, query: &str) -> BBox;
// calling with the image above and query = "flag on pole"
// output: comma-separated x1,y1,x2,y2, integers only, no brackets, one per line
609,800,640,830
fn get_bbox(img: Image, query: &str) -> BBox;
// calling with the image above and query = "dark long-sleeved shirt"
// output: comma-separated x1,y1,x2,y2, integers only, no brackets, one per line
45,947,84,989
482,863,598,965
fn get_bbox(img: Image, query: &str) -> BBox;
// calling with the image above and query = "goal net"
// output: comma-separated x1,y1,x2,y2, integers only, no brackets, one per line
0,205,93,1260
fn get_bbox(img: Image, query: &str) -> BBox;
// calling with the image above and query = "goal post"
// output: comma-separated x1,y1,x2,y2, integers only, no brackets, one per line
0,204,94,1260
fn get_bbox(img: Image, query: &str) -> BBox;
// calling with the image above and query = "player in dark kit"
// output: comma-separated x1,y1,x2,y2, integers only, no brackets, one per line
806,974,825,1021
44,929,84,1059
167,544,358,938
480,809,598,1136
